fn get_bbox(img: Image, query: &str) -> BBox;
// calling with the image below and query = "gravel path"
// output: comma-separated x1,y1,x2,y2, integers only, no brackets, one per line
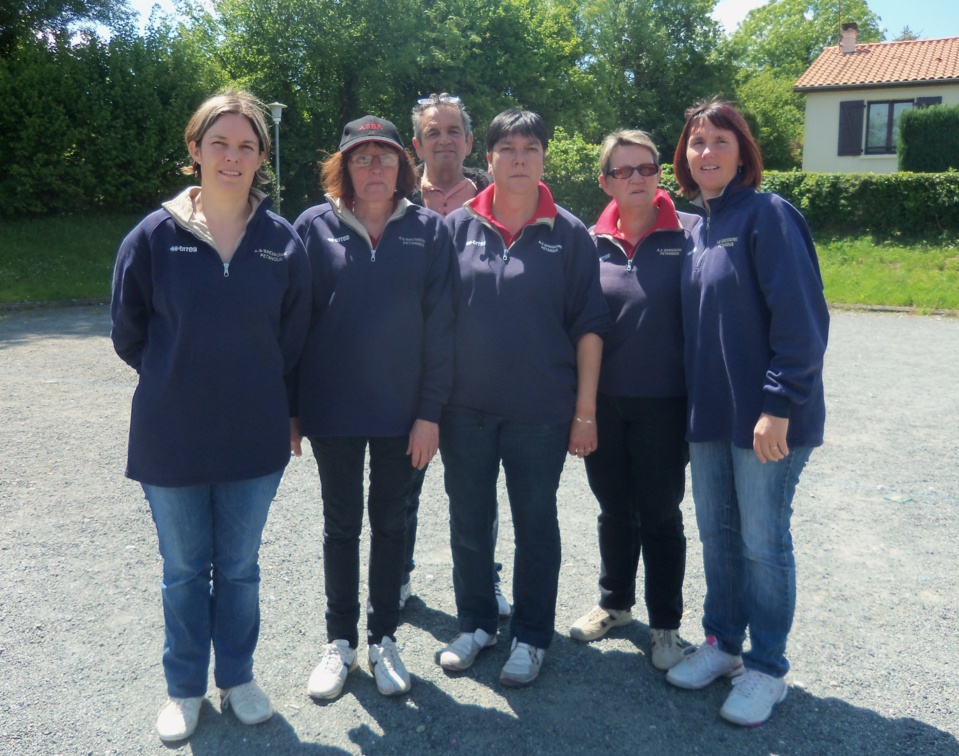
1,306,957,755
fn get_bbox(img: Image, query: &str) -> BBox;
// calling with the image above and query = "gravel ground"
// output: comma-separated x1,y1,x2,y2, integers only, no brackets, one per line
1,306,957,755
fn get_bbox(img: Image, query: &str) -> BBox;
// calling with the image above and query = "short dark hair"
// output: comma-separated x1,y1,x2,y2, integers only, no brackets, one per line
485,109,548,153
320,145,417,202
672,99,763,196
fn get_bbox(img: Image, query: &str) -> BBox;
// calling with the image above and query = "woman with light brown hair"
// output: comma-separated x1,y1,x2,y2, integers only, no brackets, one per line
111,90,311,741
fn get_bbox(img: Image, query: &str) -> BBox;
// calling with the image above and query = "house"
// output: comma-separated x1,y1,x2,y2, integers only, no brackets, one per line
794,26,959,173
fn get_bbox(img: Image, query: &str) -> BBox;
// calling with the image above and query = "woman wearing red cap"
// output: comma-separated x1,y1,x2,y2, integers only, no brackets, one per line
292,116,455,701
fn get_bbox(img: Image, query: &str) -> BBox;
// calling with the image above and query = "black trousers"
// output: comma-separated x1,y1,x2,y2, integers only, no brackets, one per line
311,435,416,647
583,394,688,629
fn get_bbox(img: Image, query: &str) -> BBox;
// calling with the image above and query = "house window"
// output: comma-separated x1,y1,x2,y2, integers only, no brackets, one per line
865,101,913,154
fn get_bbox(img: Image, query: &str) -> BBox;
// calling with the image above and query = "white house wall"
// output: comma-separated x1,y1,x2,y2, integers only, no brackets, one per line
801,85,959,173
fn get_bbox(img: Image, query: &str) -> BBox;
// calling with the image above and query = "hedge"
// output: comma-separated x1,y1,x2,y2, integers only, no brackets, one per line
898,105,959,173
545,130,959,240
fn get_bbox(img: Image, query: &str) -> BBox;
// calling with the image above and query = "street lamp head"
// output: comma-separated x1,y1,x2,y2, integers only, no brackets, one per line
268,102,287,123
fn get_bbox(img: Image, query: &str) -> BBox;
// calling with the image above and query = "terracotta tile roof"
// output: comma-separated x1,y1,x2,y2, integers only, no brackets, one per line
794,37,959,91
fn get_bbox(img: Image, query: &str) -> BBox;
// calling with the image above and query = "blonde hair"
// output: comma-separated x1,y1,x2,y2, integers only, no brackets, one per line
182,89,272,185
599,130,660,175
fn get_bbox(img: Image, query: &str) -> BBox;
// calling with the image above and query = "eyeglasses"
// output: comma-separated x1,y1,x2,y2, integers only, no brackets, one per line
417,94,462,106
606,163,659,180
349,152,400,168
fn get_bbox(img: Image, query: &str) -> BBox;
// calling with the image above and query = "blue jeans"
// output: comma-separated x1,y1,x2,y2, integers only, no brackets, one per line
142,470,283,698
440,408,568,649
689,442,812,678
311,436,416,647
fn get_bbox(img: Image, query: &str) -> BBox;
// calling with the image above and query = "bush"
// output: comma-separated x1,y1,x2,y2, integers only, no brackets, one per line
546,129,959,239
759,171,959,240
899,105,959,173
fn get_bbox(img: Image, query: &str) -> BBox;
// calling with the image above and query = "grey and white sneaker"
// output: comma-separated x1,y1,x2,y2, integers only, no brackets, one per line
308,640,358,700
439,629,496,671
666,635,744,689
499,638,545,687
368,637,411,696
219,679,273,725
156,696,202,742
720,669,788,726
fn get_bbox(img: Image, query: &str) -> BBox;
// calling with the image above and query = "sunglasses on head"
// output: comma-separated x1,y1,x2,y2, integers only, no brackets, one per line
417,95,462,106
606,163,659,180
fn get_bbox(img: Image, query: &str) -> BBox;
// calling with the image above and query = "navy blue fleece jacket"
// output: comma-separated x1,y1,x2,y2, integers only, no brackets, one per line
444,184,611,425
111,190,312,487
293,197,455,438
682,180,829,448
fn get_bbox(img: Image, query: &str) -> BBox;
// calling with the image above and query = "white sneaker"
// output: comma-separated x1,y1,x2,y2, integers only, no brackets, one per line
368,637,411,696
308,640,358,700
499,638,545,687
720,669,788,726
569,605,632,642
156,696,202,742
650,628,691,671
218,679,273,725
399,578,413,609
666,635,744,690
494,583,511,618
439,629,496,671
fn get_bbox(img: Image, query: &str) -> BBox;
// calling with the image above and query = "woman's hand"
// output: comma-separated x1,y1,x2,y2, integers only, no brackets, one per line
753,413,789,463
407,419,439,470
568,416,598,459
290,417,303,457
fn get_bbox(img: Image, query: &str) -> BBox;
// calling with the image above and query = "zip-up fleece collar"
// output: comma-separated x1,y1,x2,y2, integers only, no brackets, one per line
463,181,557,247
593,188,681,259
691,174,754,216
327,194,414,248
162,186,267,251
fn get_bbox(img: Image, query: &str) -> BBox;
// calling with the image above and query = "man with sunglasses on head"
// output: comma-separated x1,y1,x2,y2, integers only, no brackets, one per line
410,93,490,218
402,94,508,618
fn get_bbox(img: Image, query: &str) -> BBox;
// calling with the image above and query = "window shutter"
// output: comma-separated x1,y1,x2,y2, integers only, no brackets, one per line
838,100,865,155
915,96,942,109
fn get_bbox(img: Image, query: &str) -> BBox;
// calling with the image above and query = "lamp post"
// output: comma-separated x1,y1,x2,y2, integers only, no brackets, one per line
267,102,287,215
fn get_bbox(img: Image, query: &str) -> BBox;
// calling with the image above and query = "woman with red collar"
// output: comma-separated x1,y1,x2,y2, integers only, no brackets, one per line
439,110,610,687
569,130,696,672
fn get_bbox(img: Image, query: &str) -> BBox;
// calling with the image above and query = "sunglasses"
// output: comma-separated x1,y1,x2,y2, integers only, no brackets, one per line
349,152,400,168
416,95,462,106
606,163,659,180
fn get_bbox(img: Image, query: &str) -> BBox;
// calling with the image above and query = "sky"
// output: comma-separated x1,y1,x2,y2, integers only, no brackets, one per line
130,0,959,40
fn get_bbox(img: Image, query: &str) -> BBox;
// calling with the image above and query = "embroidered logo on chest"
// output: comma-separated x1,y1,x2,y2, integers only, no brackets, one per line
170,245,198,253
538,241,562,254
255,249,285,262
327,235,350,243
399,236,426,247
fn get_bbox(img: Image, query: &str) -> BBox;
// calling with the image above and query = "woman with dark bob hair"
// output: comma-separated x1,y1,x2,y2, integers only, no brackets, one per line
569,129,695,672
111,90,311,741
292,116,455,701
438,109,610,687
664,100,829,727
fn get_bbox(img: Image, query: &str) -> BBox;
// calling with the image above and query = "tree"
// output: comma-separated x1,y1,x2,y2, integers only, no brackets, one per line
728,0,884,78
0,0,134,57
727,0,884,170
581,0,734,153
895,26,921,41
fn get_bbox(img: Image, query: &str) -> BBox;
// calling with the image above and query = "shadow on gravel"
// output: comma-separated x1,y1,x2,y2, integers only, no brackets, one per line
0,306,109,348
180,704,349,755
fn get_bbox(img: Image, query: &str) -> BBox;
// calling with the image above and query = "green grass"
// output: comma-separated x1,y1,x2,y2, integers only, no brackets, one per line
1,217,958,312
817,237,959,312
0,214,141,303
